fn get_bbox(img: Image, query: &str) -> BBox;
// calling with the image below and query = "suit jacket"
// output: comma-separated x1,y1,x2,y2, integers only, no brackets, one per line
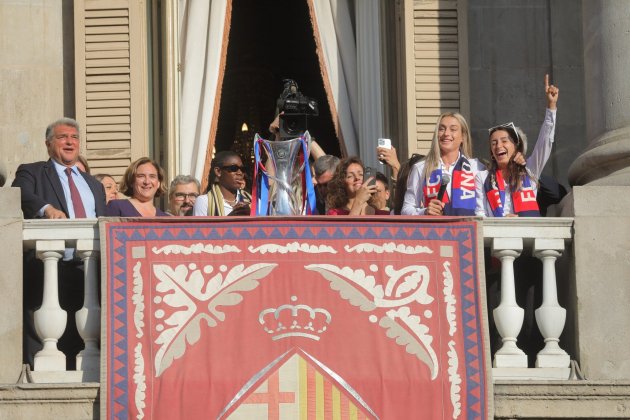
11,159,107,218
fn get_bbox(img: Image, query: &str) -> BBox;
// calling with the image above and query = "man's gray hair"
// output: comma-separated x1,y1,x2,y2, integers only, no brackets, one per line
168,175,201,198
45,118,81,142
313,155,340,177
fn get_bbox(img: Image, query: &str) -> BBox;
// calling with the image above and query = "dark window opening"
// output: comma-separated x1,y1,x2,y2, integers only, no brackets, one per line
214,0,340,174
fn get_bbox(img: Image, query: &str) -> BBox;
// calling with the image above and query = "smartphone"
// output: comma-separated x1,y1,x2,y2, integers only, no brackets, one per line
378,138,392,149
363,166,376,186
377,138,391,164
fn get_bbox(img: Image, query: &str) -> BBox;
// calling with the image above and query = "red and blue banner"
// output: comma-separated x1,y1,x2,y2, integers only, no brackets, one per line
102,217,491,419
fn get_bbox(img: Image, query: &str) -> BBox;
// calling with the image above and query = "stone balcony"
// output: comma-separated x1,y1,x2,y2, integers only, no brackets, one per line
0,187,628,418
18,217,578,384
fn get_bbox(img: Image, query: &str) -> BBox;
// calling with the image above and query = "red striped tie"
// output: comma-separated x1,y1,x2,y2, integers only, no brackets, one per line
65,167,87,218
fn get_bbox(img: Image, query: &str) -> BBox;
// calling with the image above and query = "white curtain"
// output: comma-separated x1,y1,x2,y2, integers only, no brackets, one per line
178,0,229,181
310,0,360,156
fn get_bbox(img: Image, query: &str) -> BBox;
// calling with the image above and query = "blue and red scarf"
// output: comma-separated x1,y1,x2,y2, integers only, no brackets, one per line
422,156,476,215
483,170,540,217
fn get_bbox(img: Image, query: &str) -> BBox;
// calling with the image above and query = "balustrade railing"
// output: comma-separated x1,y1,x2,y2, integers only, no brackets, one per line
22,219,100,382
483,218,574,380
20,217,574,383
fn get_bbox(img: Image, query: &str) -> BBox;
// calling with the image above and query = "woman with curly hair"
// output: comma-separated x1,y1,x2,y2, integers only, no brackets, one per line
325,157,389,215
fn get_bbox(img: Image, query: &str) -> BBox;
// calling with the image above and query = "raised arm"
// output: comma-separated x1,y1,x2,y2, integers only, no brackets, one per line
377,146,401,180
545,73,559,111
309,139,326,160
526,74,559,178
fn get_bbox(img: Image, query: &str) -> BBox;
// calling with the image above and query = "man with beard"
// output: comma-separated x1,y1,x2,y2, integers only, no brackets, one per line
167,175,200,216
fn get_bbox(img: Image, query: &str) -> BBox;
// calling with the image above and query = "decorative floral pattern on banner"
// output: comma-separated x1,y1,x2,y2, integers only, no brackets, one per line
104,220,489,419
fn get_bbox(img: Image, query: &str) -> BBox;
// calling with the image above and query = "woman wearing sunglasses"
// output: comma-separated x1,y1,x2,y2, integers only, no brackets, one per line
193,150,252,216
475,74,559,217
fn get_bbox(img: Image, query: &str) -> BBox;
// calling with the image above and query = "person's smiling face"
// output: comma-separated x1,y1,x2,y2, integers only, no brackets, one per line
46,124,80,167
133,162,160,201
169,182,200,215
490,129,517,169
344,163,364,196
437,116,463,157
100,176,119,203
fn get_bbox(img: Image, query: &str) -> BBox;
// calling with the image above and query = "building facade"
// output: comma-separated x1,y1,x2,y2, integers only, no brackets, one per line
0,0,629,418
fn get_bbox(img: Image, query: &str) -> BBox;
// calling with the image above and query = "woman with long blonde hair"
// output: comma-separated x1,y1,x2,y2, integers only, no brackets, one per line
401,112,482,216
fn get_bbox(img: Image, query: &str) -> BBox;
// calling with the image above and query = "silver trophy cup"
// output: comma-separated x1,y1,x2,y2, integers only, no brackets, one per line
256,132,310,215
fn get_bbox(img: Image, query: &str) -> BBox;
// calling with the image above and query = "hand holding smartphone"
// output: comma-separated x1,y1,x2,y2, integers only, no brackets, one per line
377,138,392,164
363,166,376,187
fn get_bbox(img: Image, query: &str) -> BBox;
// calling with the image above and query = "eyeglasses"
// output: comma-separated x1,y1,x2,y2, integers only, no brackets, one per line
173,192,199,200
221,165,246,173
488,122,520,144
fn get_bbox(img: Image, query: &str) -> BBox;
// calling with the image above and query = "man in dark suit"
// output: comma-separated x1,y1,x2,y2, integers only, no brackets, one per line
12,117,107,370
13,118,106,218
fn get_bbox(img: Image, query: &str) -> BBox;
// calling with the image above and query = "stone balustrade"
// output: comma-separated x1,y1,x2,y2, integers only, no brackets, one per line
18,217,574,383
22,219,100,383
483,218,574,380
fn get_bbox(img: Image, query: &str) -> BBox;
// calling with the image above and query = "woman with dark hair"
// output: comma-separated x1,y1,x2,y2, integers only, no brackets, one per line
95,173,119,204
193,150,251,216
475,74,559,217
393,154,425,215
105,157,169,216
326,157,388,215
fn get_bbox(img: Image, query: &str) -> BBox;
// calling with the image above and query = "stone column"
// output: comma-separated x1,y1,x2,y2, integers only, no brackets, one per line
491,238,527,368
34,241,67,371
75,240,101,381
568,1,630,186
559,1,630,380
0,188,23,383
533,239,570,369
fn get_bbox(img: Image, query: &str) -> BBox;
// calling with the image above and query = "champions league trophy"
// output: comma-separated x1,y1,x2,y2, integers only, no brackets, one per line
251,80,318,216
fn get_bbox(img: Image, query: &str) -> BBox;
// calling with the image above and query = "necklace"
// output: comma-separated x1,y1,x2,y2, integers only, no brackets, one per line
224,197,238,206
